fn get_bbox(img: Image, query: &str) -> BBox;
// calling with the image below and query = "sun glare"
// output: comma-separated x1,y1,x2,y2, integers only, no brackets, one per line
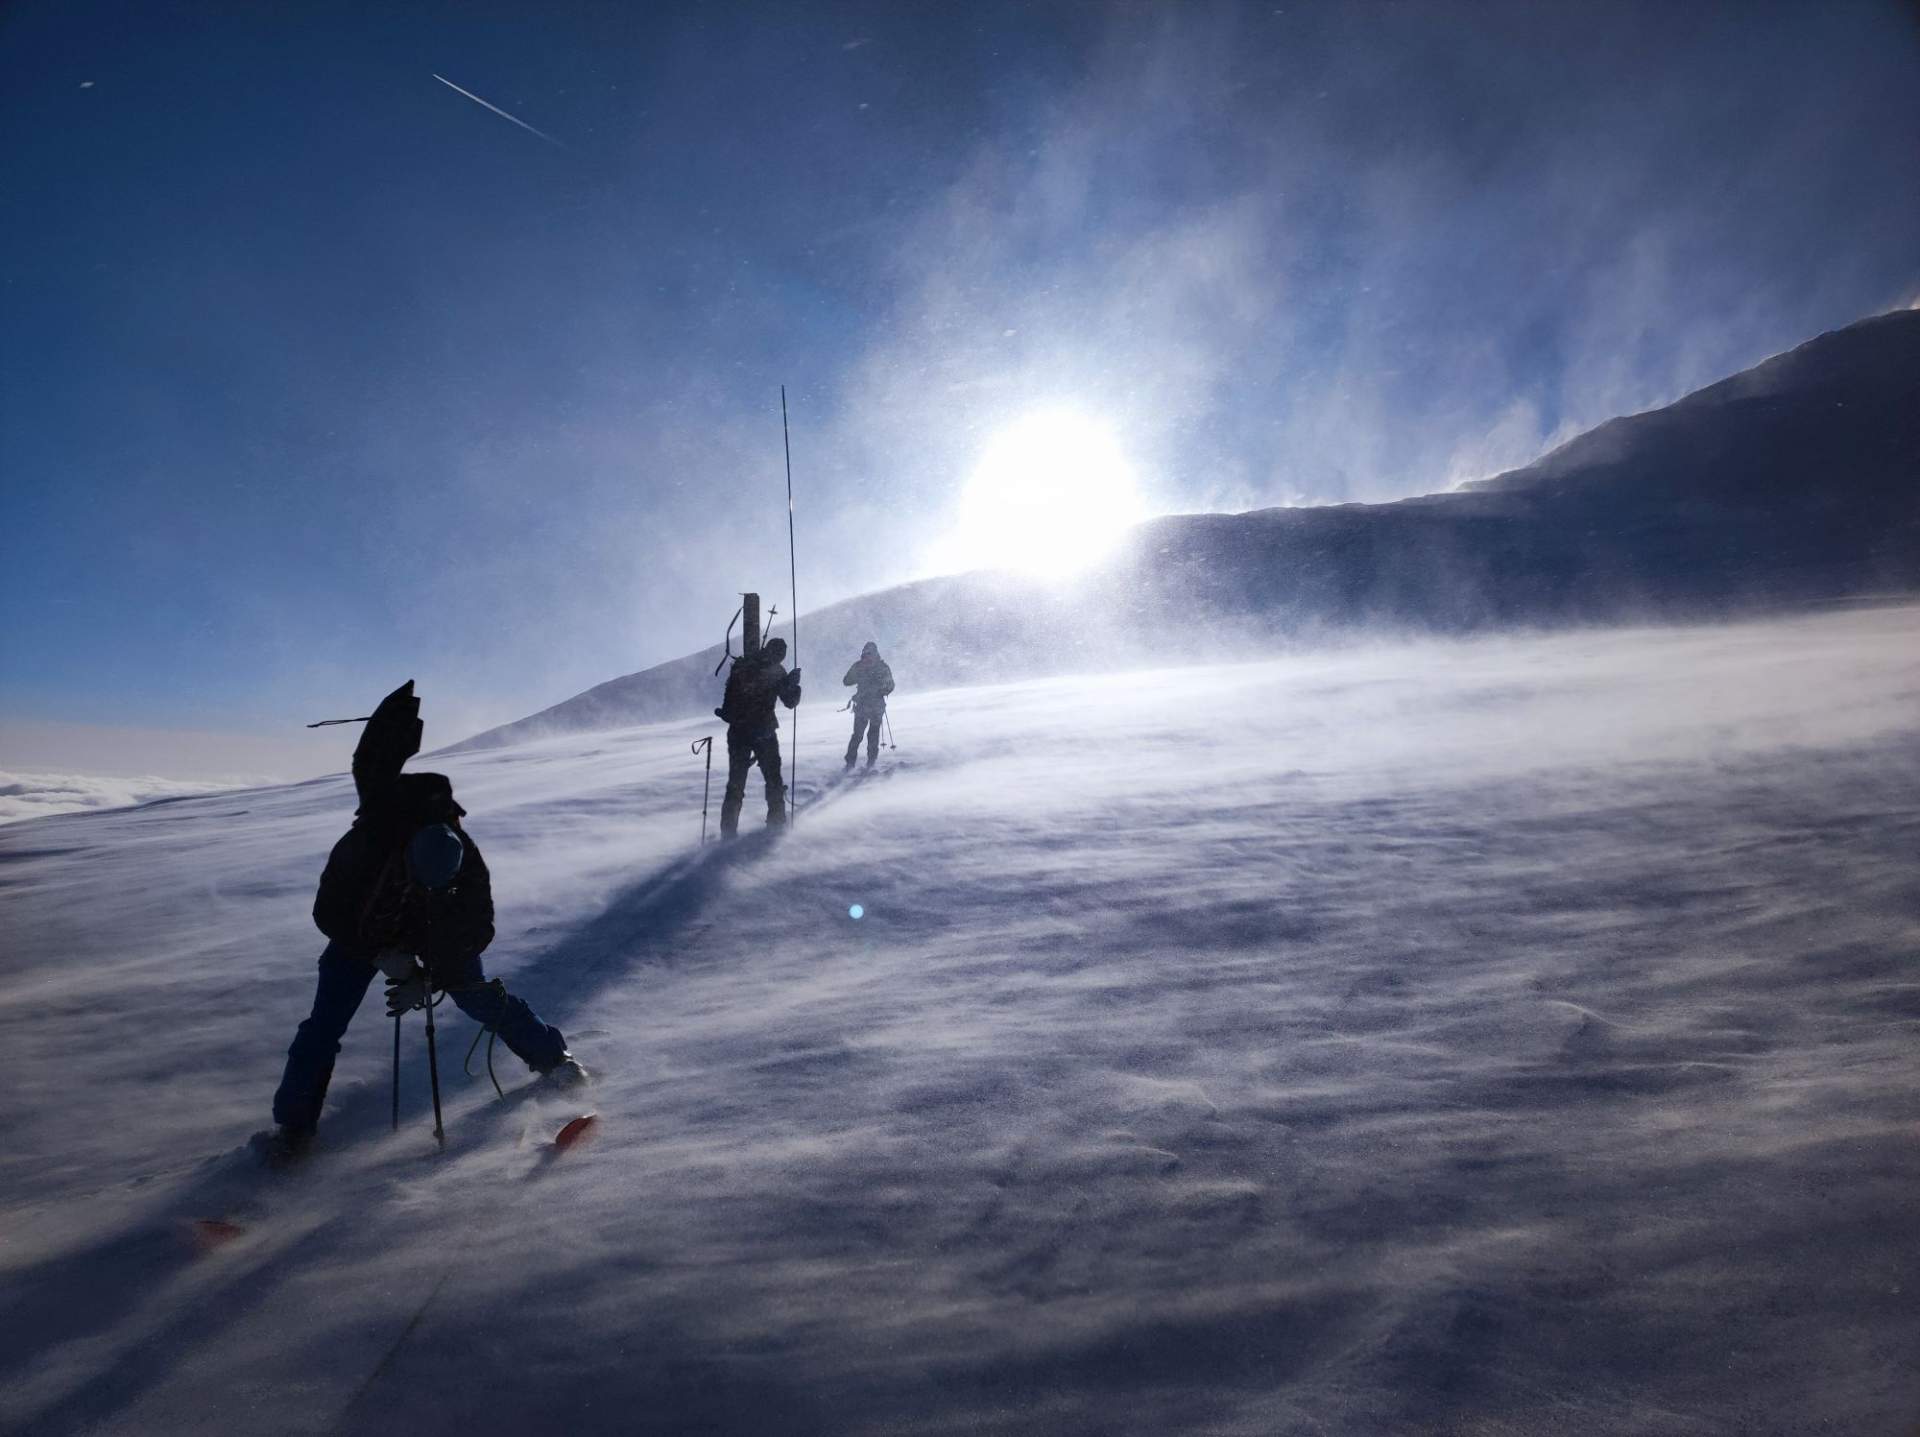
936,411,1149,579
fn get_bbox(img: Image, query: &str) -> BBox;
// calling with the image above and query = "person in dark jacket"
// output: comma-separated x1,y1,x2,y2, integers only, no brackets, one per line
715,637,801,837
842,640,895,770
269,682,584,1161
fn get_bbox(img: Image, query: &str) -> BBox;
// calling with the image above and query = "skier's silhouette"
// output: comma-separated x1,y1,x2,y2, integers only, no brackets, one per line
714,640,802,836
842,641,894,770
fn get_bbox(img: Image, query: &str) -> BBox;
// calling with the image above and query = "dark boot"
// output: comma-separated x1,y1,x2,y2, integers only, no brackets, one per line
256,1125,314,1170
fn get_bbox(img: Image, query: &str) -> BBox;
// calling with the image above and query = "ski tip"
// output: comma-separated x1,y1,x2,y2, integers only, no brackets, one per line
554,1113,599,1151
186,1218,247,1253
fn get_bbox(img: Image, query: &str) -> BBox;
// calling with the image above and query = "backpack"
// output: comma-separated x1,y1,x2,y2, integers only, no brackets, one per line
716,653,779,726
312,773,474,947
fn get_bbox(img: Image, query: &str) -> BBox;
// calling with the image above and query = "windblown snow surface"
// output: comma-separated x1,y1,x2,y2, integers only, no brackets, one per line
3,605,1917,1436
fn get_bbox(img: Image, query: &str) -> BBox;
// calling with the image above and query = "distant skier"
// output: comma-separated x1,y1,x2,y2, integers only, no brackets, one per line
715,638,802,836
842,640,895,770
267,682,587,1163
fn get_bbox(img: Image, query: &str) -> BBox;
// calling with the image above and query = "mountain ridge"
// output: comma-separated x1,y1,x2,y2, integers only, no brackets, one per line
448,308,1920,753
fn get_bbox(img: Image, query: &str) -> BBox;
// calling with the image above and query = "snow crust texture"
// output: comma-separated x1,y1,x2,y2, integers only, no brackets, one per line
2,606,1918,1435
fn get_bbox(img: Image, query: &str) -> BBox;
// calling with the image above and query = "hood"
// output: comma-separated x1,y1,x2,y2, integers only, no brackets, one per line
369,771,467,826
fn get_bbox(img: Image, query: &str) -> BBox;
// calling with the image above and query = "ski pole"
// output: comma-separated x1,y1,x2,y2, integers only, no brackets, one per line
421,905,444,1147
422,975,444,1147
884,711,897,751
392,1013,402,1132
692,735,714,845
781,385,799,819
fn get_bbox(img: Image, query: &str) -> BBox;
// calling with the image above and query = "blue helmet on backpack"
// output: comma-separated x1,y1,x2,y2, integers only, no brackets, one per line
406,822,465,891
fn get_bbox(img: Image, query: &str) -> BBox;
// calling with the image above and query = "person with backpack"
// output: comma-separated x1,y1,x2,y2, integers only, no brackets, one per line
267,681,586,1163
842,640,894,770
714,638,802,837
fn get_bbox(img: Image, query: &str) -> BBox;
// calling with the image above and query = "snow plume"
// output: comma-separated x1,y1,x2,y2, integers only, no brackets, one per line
0,769,250,825
823,1,1920,545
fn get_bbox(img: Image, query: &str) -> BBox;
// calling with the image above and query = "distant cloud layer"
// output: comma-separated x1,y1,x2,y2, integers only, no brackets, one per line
0,770,249,826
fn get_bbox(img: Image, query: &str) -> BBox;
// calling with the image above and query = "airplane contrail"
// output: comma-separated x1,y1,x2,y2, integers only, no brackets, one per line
432,73,564,149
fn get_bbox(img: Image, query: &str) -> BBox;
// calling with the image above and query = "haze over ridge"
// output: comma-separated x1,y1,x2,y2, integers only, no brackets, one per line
450,307,1920,753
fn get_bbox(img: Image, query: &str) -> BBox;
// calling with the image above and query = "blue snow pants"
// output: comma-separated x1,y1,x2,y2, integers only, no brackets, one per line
273,941,567,1132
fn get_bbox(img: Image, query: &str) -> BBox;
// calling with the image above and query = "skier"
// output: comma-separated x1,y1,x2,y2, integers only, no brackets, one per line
267,682,586,1162
715,637,802,837
842,640,894,770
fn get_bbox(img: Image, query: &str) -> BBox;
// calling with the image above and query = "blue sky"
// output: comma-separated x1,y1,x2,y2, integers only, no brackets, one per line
3,0,1917,772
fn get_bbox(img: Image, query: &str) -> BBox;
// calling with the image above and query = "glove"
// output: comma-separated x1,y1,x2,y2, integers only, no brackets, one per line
375,949,416,982
352,681,424,801
384,970,429,1017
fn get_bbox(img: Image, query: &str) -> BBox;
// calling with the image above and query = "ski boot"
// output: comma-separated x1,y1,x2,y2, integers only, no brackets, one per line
256,1125,314,1170
539,1056,593,1091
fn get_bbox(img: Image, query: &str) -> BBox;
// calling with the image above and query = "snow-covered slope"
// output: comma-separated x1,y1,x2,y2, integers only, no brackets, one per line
3,604,1918,1434
453,309,1920,753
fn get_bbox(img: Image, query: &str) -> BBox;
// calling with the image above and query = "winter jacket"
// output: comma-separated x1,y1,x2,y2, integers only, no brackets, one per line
313,771,494,968
314,677,433,943
842,655,895,714
356,830,495,973
718,653,801,735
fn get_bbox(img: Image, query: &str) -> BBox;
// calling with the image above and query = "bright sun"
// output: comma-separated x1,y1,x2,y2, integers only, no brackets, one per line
936,410,1149,579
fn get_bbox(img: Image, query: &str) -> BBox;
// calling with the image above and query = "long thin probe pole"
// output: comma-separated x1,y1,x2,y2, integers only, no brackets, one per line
782,386,799,819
